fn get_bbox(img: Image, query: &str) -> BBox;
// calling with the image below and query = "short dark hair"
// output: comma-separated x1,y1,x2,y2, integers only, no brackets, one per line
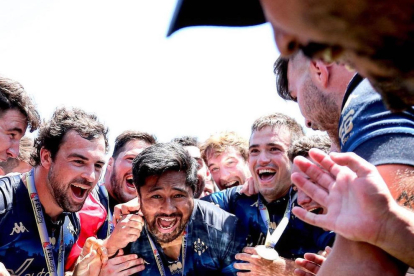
274,56,294,101
171,136,199,147
0,76,40,132
31,107,109,166
112,130,157,159
251,113,304,145
288,134,331,162
132,143,198,194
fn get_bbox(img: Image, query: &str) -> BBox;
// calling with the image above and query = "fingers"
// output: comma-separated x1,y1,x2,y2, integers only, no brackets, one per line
303,252,326,266
329,151,378,178
82,237,109,265
293,155,335,191
100,255,145,276
113,198,141,225
294,267,314,276
243,247,258,255
75,249,98,276
292,206,327,230
291,171,328,208
295,256,322,275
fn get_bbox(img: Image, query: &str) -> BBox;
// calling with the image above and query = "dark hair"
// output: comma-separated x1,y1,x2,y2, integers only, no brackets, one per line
112,130,157,159
274,56,294,101
251,113,304,145
31,107,109,166
288,134,331,162
132,143,198,193
0,76,40,132
171,136,199,147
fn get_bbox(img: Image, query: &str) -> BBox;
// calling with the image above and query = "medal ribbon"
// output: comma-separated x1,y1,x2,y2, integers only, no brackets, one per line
258,187,297,248
146,224,188,276
99,184,114,237
26,169,64,276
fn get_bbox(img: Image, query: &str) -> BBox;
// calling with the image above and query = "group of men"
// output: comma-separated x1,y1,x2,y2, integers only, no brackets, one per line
1,0,414,275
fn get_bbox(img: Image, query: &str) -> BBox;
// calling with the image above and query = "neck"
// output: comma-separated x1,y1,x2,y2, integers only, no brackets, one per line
159,234,184,260
25,167,63,222
262,187,290,204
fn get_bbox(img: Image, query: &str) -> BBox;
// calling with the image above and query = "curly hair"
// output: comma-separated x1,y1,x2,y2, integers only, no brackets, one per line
171,136,199,147
288,134,331,162
0,76,40,132
31,107,109,166
200,131,248,164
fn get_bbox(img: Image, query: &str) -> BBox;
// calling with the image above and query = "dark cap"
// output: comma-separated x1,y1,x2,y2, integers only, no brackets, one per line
167,0,266,36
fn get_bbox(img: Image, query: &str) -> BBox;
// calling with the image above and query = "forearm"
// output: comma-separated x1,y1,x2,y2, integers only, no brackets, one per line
317,236,407,276
376,204,414,267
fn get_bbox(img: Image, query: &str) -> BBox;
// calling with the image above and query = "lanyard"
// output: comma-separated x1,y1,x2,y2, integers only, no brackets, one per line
146,225,188,276
26,169,64,276
258,187,297,248
99,184,114,237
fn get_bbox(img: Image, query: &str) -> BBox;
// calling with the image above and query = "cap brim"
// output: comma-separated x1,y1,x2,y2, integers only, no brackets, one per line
167,0,266,37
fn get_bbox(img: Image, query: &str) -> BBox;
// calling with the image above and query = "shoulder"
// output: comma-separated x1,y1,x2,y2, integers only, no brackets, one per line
193,200,238,233
0,174,22,214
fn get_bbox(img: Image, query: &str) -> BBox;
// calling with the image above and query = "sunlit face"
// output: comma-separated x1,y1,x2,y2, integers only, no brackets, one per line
207,147,250,190
184,145,207,198
140,171,194,243
110,140,151,203
0,109,28,161
249,126,292,202
259,0,414,111
291,161,326,215
46,130,106,213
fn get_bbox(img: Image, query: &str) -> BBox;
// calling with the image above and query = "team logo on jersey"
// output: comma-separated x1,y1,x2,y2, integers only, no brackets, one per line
10,222,29,235
193,238,208,256
250,200,259,208
339,109,355,146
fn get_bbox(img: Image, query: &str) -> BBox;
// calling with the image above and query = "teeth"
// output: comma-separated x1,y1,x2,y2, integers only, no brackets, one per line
258,169,276,174
160,218,175,222
72,184,87,190
224,181,237,187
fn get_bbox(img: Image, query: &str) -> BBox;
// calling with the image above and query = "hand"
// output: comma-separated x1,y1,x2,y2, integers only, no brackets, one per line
98,249,145,276
113,198,141,225
240,177,258,196
234,247,294,276
0,262,10,276
291,149,397,245
104,213,145,256
294,249,330,276
73,238,104,276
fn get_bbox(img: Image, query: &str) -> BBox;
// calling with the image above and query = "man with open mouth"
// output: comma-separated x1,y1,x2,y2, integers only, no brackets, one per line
0,107,108,276
65,130,156,271
201,131,251,191
203,113,334,275
120,143,247,276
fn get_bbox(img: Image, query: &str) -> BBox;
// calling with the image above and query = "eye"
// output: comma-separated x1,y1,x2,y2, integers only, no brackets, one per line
210,167,219,173
270,147,281,152
151,195,162,199
74,159,84,165
95,163,104,171
173,194,185,198
249,149,259,155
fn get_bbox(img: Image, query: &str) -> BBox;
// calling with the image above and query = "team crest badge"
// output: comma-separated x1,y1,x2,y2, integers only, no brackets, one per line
193,238,208,256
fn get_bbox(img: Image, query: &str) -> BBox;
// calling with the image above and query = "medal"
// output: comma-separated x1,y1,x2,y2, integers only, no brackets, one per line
255,245,279,261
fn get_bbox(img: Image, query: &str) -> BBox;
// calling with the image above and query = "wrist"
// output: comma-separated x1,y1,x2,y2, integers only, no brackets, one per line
102,237,120,257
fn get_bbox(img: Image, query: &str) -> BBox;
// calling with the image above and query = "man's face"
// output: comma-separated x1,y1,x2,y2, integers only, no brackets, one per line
260,0,414,111
140,171,194,243
47,130,106,213
110,140,151,203
249,126,292,202
183,146,207,198
207,147,250,190
0,109,28,161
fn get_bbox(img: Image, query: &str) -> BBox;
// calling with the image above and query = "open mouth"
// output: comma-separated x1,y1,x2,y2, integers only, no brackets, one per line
125,175,136,189
156,217,179,233
257,169,276,181
70,184,88,199
222,180,239,188
309,207,324,215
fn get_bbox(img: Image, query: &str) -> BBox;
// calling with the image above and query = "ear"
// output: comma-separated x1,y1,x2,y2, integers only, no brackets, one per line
103,157,114,183
40,148,52,170
310,60,330,88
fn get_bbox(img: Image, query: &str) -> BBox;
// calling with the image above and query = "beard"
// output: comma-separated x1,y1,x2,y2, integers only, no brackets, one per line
110,166,135,204
47,164,92,212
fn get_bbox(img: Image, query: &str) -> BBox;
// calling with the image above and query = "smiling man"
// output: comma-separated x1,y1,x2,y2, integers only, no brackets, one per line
0,76,40,162
201,131,250,190
0,107,108,276
203,113,334,276
122,143,246,276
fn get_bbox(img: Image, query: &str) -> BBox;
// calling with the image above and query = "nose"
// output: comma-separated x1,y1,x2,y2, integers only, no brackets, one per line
305,119,312,129
258,151,271,166
81,165,96,183
219,166,231,182
6,140,20,159
297,189,311,207
161,198,177,214
275,29,300,57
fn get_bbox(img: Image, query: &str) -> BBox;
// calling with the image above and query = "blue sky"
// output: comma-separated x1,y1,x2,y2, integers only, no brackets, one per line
0,0,306,152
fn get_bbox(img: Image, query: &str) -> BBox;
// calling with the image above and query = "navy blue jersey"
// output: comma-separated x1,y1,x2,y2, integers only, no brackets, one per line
202,186,334,260
0,174,80,275
339,75,414,166
125,199,247,276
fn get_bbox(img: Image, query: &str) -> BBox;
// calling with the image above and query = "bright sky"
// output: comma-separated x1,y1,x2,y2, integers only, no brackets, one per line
0,0,308,152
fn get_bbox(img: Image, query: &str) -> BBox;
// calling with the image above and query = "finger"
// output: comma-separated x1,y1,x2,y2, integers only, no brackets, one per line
116,256,144,271
233,262,252,271
329,151,378,178
291,172,328,207
292,206,329,230
294,268,314,276
293,156,336,191
295,258,320,275
75,249,97,275
96,245,109,265
107,254,139,266
242,247,257,255
303,252,326,266
325,246,332,255
119,264,146,276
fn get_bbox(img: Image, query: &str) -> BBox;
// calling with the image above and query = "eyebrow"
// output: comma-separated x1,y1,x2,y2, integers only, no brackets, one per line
147,186,188,194
68,153,105,166
8,127,24,134
249,143,282,149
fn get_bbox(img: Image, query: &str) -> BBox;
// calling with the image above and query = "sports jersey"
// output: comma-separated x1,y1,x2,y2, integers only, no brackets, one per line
125,199,247,276
0,174,79,276
339,74,414,166
202,186,334,260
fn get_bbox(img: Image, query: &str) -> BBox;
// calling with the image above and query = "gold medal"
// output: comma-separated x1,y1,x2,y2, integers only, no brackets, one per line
255,245,279,261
